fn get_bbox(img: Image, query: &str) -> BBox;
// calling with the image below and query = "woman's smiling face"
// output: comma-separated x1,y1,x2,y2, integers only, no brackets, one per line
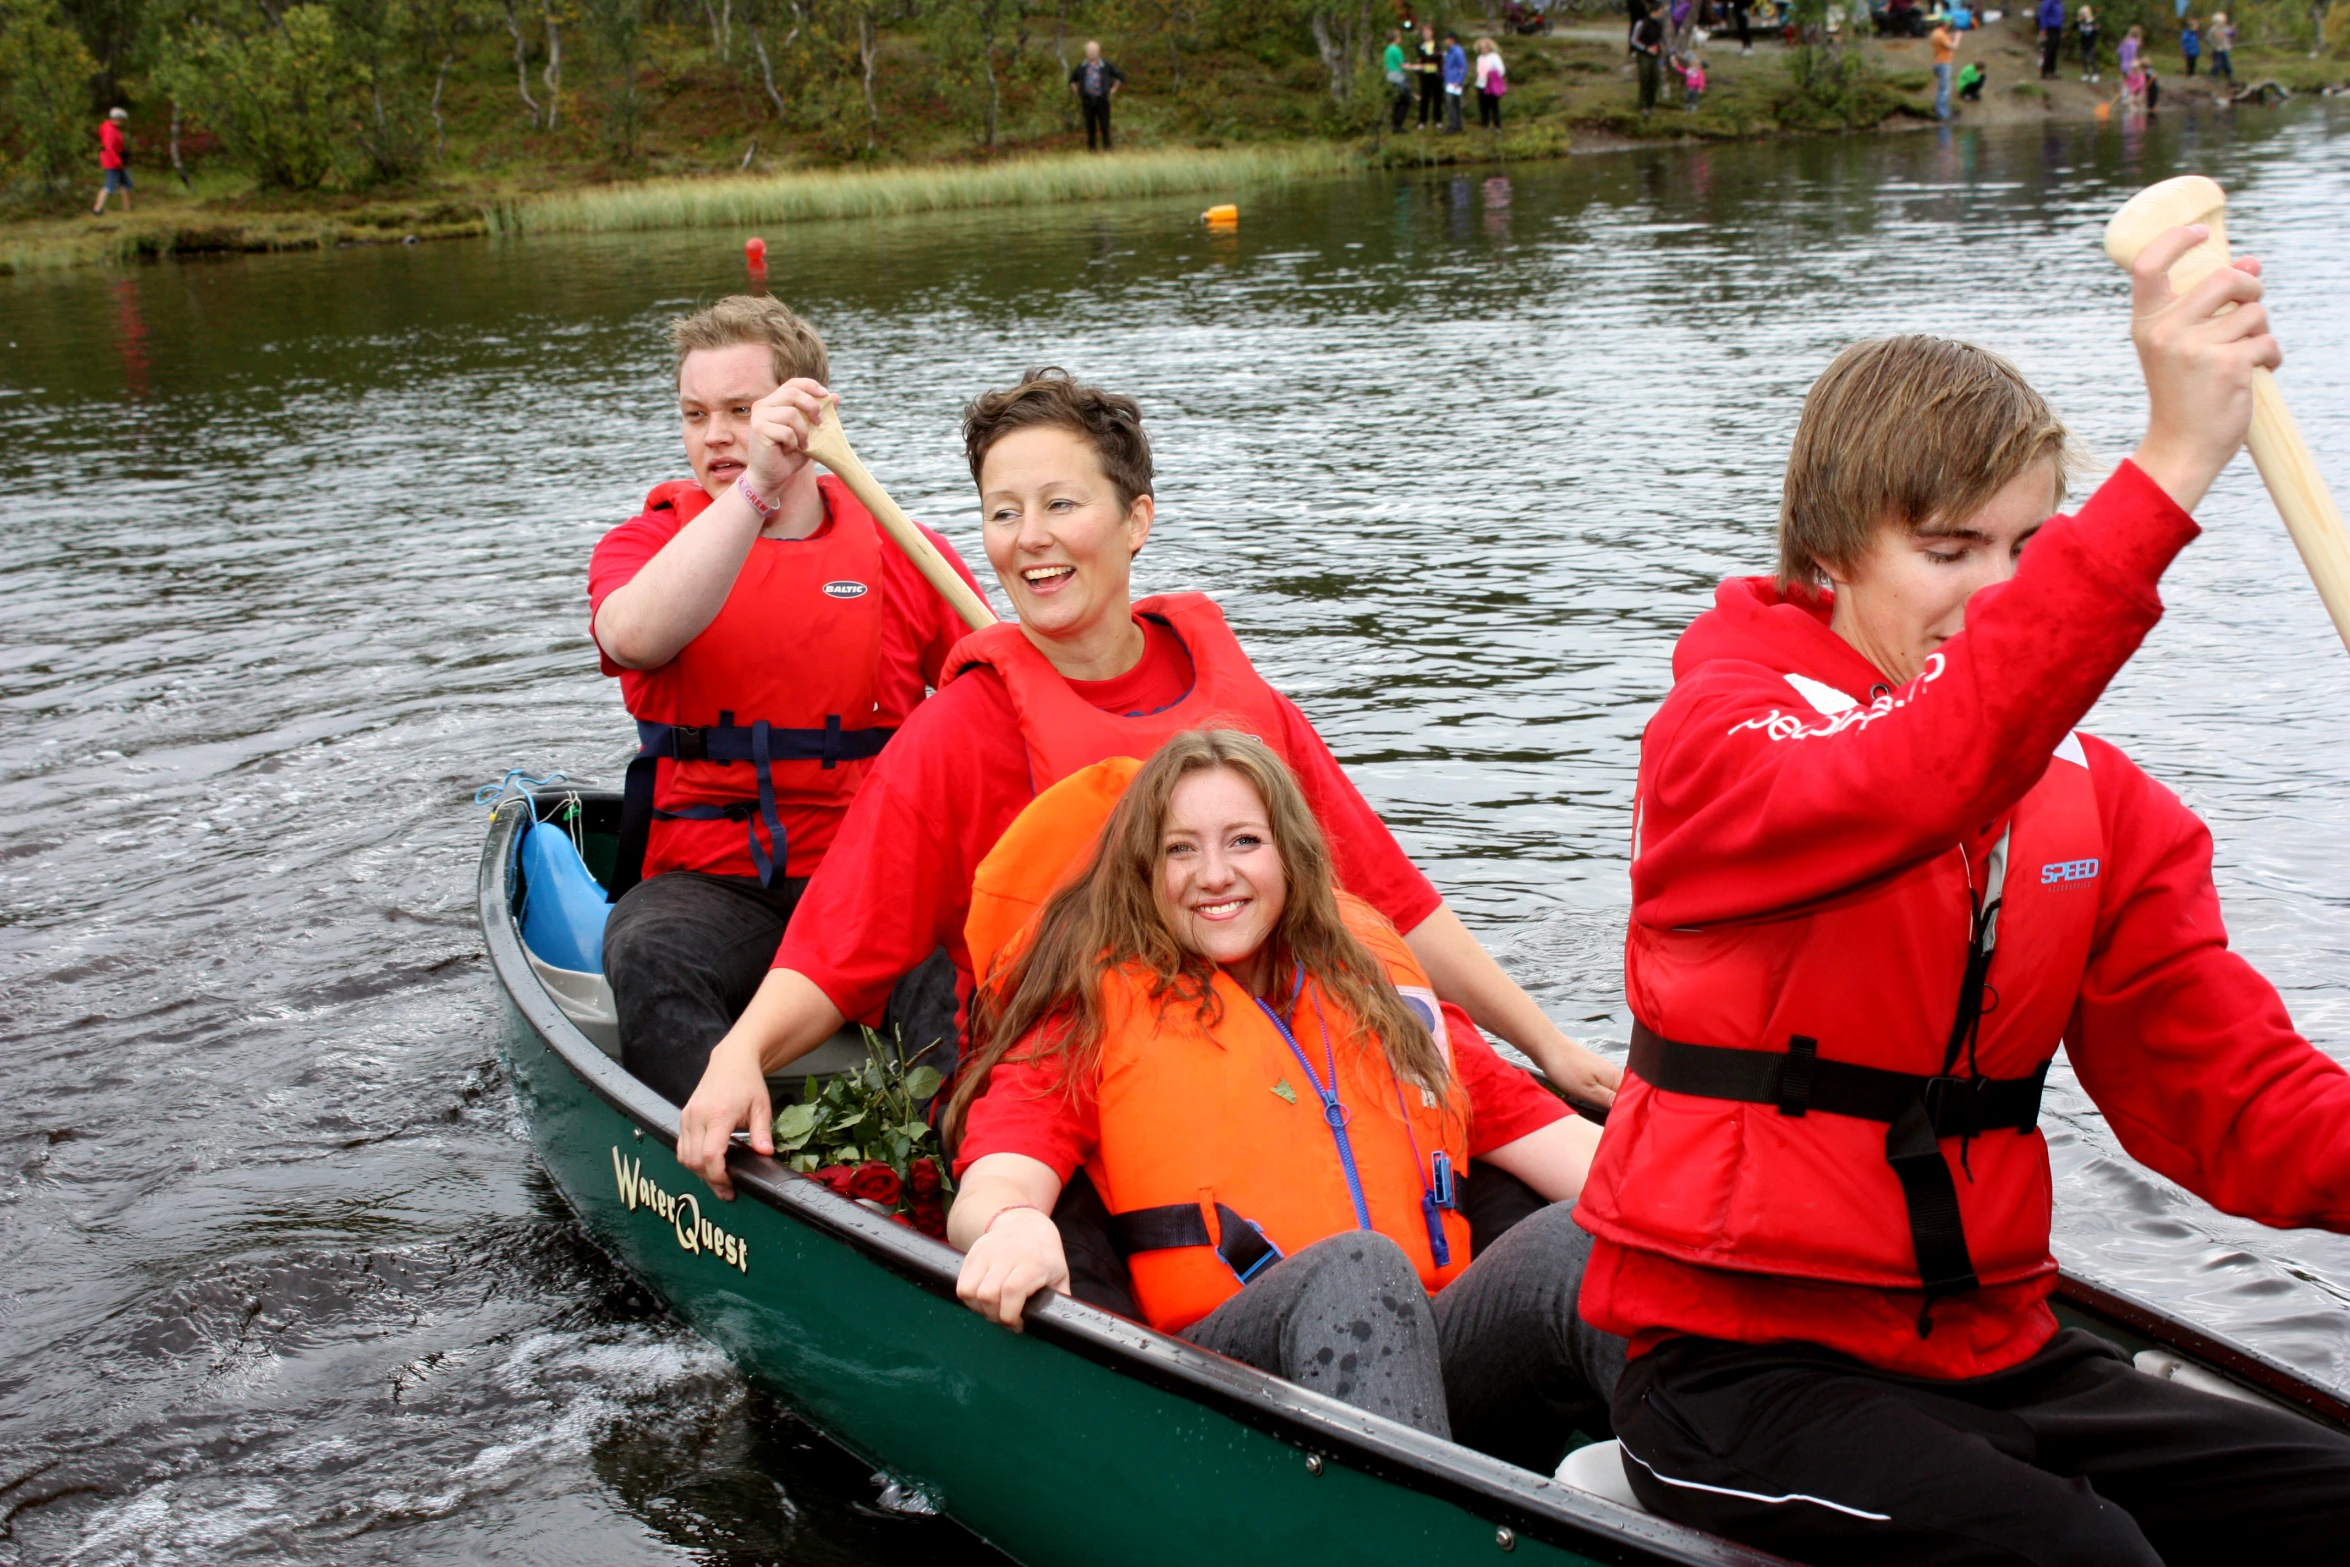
978,425,1153,669
1157,766,1288,994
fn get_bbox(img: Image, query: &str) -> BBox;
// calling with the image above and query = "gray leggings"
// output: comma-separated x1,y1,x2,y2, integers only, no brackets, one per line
1184,1202,1626,1469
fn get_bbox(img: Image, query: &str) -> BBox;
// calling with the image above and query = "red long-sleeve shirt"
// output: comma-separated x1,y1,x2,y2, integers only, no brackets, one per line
1586,461,2350,1376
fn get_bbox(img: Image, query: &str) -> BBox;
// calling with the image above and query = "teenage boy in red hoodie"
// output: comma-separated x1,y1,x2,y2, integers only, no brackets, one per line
1575,227,2350,1559
589,296,984,1104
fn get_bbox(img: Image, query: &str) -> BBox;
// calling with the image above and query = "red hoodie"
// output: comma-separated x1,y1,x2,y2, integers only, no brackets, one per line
1577,461,2350,1379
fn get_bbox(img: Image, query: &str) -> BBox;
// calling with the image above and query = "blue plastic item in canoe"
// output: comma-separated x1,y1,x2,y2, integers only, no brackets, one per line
519,816,611,974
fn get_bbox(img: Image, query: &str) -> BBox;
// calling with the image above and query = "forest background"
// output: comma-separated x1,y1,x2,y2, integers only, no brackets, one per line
1,0,2346,225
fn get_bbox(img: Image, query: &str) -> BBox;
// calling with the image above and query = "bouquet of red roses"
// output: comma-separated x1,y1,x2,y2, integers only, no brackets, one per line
773,1027,952,1238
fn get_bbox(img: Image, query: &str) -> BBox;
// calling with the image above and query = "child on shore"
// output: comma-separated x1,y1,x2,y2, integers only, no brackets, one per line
2210,11,2234,81
2118,23,2145,110
2076,2,2100,80
1674,50,1708,109
2180,14,2201,74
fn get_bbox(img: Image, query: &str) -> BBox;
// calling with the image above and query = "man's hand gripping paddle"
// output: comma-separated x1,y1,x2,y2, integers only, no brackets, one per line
2104,176,2350,654
802,399,999,633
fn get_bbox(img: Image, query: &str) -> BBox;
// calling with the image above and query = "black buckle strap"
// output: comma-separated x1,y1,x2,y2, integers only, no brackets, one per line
632,717,894,768
609,716,897,899
1628,1025,2045,1137
1113,1202,1283,1286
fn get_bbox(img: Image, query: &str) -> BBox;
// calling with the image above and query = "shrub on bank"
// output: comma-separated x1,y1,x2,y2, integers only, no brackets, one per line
0,0,99,206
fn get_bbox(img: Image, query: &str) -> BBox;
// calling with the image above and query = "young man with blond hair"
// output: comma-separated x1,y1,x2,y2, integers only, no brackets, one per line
588,295,984,1103
1573,227,2350,1557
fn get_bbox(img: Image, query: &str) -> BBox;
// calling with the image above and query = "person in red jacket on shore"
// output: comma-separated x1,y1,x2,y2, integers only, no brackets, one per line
90,107,131,215
1575,228,2350,1559
588,296,984,1103
676,367,1623,1199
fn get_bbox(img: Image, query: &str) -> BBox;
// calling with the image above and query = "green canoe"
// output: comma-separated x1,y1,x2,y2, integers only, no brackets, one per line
477,787,2350,1567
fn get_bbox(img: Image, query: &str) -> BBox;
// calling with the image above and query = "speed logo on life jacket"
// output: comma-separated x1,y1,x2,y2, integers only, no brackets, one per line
821,580,870,599
2040,858,2100,885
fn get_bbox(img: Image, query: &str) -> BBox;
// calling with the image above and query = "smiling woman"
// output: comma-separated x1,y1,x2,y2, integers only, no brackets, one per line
673,366,1626,1199
940,729,1617,1462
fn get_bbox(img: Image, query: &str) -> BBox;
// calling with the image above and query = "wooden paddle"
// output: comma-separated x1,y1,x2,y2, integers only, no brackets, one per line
801,398,999,633
2103,176,2350,655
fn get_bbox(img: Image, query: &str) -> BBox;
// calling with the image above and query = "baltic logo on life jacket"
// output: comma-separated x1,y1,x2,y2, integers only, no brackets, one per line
2040,858,2100,885
821,580,870,599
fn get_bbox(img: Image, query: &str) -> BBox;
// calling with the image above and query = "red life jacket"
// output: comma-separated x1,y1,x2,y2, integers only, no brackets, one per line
1576,671,2105,1340
610,475,893,894
940,592,1293,796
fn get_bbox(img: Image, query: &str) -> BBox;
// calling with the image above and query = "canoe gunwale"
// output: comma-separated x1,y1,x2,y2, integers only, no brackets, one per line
478,786,2350,1566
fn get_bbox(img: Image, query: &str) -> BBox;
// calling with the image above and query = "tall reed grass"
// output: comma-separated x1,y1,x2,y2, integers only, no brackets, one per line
487,145,1359,236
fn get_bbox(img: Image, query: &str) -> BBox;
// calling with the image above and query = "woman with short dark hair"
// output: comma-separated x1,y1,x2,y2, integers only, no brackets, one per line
673,369,1621,1199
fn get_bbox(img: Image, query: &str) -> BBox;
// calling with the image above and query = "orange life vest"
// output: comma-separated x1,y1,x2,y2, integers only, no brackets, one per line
1091,893,1469,1334
610,475,893,893
940,592,1292,795
964,760,1468,1336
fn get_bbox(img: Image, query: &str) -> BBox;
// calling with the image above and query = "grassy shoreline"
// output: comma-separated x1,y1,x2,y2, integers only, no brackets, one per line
487,143,1359,236
7,31,2340,277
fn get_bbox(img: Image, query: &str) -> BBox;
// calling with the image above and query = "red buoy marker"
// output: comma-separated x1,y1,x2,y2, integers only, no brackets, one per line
745,235,769,288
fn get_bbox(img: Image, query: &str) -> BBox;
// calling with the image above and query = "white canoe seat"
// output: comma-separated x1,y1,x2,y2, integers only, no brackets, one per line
528,955,622,1059
1555,1439,1651,1513
2133,1350,2289,1413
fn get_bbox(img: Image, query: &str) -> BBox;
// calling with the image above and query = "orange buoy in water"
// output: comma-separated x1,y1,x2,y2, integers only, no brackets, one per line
1202,204,1238,225
2095,101,2111,120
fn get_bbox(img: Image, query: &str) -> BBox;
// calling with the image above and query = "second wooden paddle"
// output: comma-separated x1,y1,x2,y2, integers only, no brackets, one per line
801,399,999,633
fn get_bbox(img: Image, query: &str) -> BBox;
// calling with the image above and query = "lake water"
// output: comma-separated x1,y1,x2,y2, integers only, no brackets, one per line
5,102,2348,1564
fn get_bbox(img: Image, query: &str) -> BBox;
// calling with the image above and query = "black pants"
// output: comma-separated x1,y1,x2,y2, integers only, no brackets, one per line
1479,88,1502,128
1732,2,1750,47
1636,53,1661,112
603,870,960,1104
1390,83,1412,132
1080,94,1111,150
2040,28,2062,75
1614,1329,2350,1566
1418,70,1444,125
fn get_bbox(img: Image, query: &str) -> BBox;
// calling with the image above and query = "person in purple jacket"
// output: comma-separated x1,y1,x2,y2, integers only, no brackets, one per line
2037,0,2066,77
1441,32,1468,133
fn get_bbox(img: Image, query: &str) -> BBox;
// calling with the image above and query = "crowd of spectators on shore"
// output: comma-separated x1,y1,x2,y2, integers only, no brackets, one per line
1611,0,2251,124
1385,22,1511,132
